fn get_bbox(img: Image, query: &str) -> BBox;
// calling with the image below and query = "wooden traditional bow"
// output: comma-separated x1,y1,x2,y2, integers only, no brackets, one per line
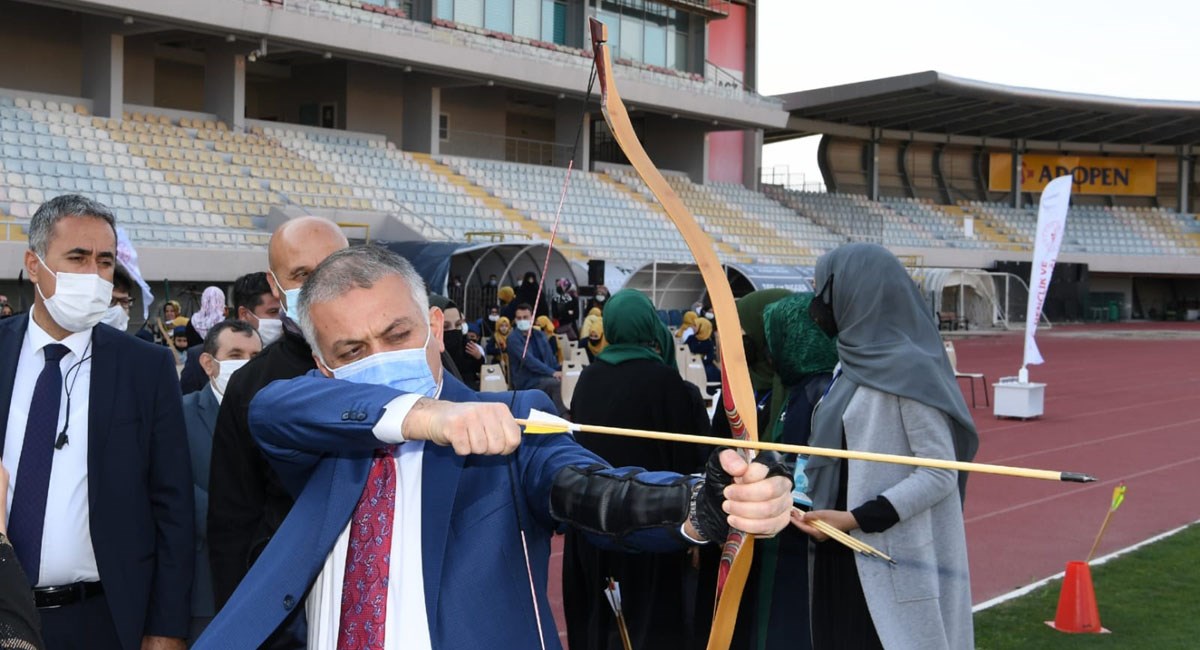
588,19,758,650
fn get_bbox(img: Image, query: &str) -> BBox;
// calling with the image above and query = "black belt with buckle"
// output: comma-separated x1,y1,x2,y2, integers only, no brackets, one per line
33,581,104,609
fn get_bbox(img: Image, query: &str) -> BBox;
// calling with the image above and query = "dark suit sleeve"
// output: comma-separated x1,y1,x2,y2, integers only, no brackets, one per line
179,347,207,395
248,375,410,495
207,377,268,608
144,348,195,638
507,332,558,377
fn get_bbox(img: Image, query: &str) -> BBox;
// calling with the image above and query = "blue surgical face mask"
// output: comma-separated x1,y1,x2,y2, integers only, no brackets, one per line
270,270,303,322
325,326,439,397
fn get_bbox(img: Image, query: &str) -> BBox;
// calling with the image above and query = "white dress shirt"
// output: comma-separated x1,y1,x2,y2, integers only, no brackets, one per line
3,313,99,586
305,391,432,649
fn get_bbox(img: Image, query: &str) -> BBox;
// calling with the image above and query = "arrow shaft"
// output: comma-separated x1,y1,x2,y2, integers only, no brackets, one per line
517,419,1090,483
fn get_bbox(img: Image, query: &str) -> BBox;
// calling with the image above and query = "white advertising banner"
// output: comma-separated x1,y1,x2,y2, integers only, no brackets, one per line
1023,175,1073,368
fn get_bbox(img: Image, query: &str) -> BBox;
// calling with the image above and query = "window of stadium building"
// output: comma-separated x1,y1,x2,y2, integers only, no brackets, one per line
598,0,695,72
437,0,570,45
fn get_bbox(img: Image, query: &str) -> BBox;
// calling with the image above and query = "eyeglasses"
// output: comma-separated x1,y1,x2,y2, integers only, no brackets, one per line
111,296,134,309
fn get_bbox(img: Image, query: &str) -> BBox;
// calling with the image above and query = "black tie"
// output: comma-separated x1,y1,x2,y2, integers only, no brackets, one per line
9,343,70,584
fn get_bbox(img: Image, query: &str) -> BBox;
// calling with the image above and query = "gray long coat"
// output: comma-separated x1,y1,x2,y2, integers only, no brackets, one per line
842,386,974,650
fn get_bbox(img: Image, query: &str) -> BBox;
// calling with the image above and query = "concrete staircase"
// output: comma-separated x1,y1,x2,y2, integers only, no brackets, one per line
411,153,582,260
597,172,755,264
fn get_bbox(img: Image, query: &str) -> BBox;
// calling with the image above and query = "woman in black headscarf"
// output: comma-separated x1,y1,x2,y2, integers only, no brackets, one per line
551,277,580,339
791,243,977,650
515,271,548,317
563,289,711,650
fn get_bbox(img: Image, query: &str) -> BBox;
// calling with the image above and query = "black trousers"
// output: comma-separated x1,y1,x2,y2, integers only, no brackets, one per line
39,592,123,650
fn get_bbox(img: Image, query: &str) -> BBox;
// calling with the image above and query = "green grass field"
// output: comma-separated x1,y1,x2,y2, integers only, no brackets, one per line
973,524,1200,649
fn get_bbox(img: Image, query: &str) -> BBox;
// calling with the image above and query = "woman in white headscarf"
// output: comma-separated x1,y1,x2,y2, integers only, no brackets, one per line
188,286,227,344
791,243,977,650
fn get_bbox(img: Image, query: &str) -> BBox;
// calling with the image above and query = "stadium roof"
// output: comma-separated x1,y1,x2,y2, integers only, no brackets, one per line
768,71,1200,151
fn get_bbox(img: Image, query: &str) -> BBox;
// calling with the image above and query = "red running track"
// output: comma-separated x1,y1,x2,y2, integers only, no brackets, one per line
954,324,1200,603
545,324,1200,644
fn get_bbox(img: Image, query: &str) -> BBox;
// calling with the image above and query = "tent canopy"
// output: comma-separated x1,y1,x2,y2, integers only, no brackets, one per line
920,268,1002,329
624,261,815,310
384,240,582,316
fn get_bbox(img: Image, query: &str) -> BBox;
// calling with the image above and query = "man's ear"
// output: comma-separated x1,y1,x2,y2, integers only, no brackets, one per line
24,250,40,285
199,352,218,379
315,355,333,378
266,270,282,301
429,307,445,353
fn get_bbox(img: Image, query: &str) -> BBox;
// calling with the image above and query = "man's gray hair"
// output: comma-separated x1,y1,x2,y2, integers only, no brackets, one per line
29,194,118,258
297,245,430,358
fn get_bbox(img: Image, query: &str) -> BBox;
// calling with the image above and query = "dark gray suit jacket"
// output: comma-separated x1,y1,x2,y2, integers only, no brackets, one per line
182,385,219,619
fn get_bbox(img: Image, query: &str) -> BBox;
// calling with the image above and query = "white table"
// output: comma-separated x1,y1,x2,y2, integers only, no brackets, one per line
993,381,1046,419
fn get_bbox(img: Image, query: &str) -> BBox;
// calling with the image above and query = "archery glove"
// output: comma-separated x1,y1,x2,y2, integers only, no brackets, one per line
692,448,794,543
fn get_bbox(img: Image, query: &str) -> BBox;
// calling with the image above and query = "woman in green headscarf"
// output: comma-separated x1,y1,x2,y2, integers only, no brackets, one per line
562,289,710,650
694,288,792,650
724,292,842,650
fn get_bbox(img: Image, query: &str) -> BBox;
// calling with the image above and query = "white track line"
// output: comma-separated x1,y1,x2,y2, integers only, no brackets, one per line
972,520,1199,612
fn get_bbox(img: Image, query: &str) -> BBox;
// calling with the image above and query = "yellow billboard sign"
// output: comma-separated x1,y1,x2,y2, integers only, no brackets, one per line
989,154,1157,196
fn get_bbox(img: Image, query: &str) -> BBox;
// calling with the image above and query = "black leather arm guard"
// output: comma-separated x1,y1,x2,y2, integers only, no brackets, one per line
549,464,693,545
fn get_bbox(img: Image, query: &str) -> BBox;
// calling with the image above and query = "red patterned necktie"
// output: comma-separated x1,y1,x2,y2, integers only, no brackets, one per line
338,447,397,649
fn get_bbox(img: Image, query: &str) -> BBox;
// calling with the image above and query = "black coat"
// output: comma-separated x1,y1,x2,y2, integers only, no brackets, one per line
206,325,313,636
0,317,194,646
563,358,711,650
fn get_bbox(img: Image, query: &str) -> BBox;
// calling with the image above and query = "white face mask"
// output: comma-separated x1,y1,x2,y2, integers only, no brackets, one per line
36,255,114,333
515,319,533,332
488,314,499,322
211,358,250,403
100,305,129,331
270,270,302,322
254,315,283,347
324,327,438,397
704,312,714,320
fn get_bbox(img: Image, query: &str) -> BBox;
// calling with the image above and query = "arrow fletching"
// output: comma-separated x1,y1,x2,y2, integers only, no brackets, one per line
1110,482,1126,511
520,409,576,435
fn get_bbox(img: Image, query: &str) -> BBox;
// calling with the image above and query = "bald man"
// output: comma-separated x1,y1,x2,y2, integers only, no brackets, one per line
207,217,348,646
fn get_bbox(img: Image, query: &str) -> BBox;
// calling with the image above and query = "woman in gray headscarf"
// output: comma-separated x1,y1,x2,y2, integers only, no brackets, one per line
790,243,977,650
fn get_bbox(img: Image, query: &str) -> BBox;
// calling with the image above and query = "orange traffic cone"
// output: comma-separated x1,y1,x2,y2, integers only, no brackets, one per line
1045,561,1110,633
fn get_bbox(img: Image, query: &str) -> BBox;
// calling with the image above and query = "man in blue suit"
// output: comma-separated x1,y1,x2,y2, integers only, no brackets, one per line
508,302,565,414
0,195,193,650
197,246,793,649
182,319,262,642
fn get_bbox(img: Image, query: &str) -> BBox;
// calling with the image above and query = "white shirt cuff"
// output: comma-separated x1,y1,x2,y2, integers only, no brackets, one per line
373,394,423,444
680,523,707,545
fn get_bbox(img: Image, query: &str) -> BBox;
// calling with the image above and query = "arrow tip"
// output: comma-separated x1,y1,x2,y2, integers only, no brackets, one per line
1061,472,1097,483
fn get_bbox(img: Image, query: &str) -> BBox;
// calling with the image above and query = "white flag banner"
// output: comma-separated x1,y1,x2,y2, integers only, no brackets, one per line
1023,175,1073,368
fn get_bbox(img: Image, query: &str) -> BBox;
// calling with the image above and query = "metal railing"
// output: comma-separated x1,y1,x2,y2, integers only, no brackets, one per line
442,130,570,167
761,165,826,193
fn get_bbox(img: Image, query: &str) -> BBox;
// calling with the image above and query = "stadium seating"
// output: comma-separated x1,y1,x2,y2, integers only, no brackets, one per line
0,96,268,248
443,156,695,265
3,90,1198,265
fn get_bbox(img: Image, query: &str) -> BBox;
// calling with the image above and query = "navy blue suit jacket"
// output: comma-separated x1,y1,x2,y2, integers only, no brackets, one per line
182,386,219,619
195,373,689,649
507,328,559,390
0,315,194,648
